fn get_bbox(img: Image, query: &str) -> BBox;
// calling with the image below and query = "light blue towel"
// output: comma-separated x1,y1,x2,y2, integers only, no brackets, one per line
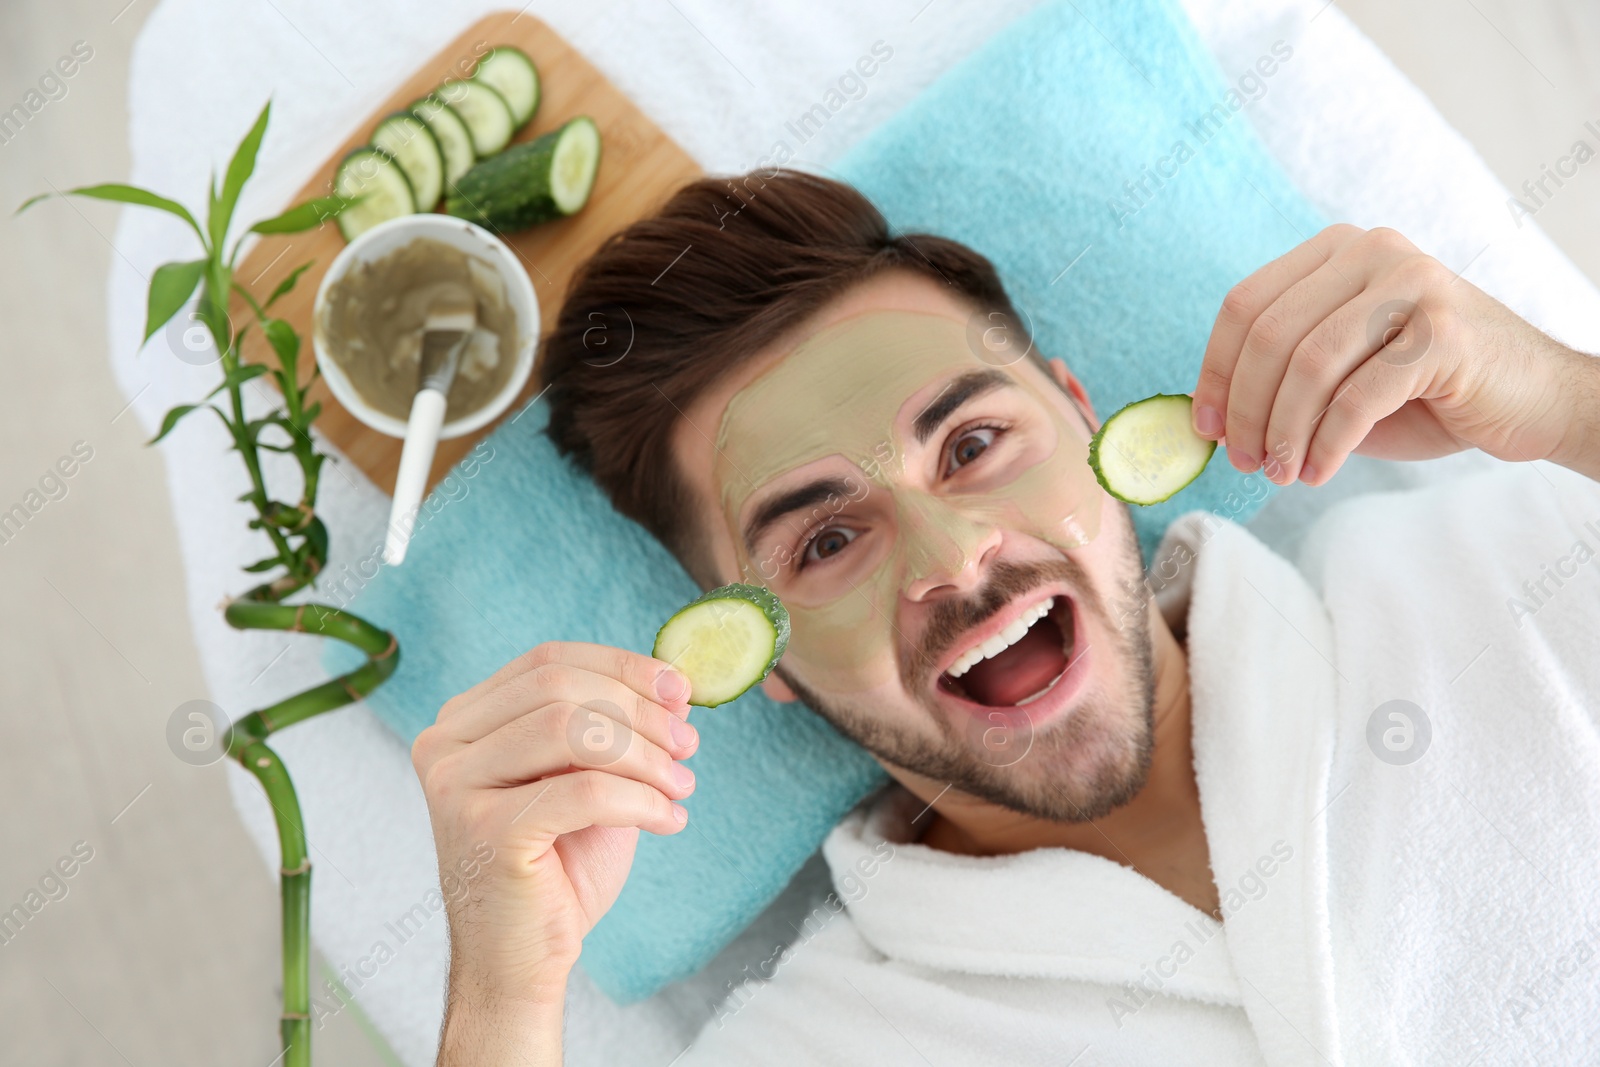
834,0,1326,563
325,0,1326,1004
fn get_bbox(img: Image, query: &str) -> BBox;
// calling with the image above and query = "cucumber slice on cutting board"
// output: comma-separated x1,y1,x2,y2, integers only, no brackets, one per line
438,79,515,157
472,46,540,126
370,112,444,212
444,116,601,233
411,94,476,186
332,146,415,242
1087,393,1217,505
653,583,790,708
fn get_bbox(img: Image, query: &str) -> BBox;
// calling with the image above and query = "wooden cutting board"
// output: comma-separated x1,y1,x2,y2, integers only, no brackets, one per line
230,10,702,494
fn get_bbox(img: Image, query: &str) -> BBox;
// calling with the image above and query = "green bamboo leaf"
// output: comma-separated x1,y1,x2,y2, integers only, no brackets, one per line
142,259,207,346
264,414,307,446
194,277,235,355
264,262,313,309
262,318,300,372
249,195,359,236
242,556,283,573
19,183,205,245
212,102,272,250
303,516,329,559
207,167,220,247
303,400,322,424
229,363,269,391
149,403,199,444
232,280,266,322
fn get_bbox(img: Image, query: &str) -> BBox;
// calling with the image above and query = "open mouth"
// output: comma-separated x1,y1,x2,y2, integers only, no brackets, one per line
935,594,1077,709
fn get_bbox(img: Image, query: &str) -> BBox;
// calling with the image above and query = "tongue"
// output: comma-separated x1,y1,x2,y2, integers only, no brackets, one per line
957,616,1068,707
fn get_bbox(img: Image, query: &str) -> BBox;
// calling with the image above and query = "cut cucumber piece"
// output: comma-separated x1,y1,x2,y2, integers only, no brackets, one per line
471,46,540,126
445,116,601,233
438,79,515,157
653,583,790,708
332,146,415,242
1088,393,1217,505
370,112,444,212
548,116,602,214
411,94,476,186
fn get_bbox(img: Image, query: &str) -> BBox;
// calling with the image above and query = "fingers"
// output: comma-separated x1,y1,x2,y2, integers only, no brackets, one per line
1221,257,1364,475
446,697,697,803
1195,225,1439,484
447,641,691,723
1193,224,1365,442
1300,358,1432,484
1262,268,1434,483
493,769,689,838
440,660,695,754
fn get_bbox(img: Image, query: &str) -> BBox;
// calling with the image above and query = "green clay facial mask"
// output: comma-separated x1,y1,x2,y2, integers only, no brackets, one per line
712,308,1104,697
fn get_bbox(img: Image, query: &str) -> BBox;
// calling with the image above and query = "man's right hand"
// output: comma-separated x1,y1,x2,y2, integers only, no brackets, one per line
411,642,698,1064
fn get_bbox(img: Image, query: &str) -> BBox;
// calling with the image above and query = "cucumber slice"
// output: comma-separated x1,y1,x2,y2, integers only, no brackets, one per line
411,94,476,186
438,79,515,157
471,46,540,126
1087,393,1217,505
653,583,790,708
445,116,602,233
332,146,415,242
370,112,444,211
548,116,601,214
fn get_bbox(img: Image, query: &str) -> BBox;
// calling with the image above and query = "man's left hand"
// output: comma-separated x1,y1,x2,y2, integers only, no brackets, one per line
1191,223,1597,484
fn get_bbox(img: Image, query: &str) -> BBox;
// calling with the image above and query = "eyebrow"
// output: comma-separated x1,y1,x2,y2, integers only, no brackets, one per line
742,476,861,555
912,369,1012,444
739,369,1015,554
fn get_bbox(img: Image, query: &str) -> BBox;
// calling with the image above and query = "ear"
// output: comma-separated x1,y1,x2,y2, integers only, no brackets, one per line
761,671,798,702
1048,358,1098,430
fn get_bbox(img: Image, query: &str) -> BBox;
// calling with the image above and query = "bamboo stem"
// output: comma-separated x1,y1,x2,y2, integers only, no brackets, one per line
238,740,312,1067
210,246,398,1063
224,599,400,748
226,597,399,1066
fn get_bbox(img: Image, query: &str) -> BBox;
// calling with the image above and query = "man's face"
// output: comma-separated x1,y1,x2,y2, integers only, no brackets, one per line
677,270,1156,822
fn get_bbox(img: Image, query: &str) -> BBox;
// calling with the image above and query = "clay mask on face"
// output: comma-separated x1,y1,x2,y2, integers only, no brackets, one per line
713,309,1103,697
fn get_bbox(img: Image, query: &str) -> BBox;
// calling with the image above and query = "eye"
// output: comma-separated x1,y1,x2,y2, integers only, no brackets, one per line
946,425,1000,475
801,525,857,567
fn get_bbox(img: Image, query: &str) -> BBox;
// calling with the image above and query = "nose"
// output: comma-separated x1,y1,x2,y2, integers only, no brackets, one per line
901,494,1003,602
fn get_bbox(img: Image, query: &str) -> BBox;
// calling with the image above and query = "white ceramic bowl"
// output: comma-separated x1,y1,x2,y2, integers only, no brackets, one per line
312,214,539,440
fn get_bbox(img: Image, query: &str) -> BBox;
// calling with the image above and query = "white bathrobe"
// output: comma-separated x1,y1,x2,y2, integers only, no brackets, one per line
678,459,1600,1066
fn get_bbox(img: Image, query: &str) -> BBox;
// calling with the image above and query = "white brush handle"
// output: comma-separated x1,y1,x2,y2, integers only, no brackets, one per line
384,388,448,566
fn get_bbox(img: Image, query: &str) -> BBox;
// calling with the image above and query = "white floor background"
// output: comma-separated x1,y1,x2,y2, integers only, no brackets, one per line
0,1,1596,1064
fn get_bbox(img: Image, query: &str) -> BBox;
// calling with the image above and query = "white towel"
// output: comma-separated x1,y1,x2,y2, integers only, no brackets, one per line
112,1,1600,1063
677,460,1600,1066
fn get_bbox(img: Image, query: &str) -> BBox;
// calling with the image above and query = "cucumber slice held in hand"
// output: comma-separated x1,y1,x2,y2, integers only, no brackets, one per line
471,46,541,127
444,116,602,233
370,112,444,212
438,79,516,157
653,583,791,708
332,146,415,242
1088,393,1218,505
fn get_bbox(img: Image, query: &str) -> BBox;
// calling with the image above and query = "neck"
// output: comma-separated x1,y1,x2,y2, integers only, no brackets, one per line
901,599,1219,915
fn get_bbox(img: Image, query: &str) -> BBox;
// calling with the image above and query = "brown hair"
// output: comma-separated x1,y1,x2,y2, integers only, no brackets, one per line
539,168,1033,585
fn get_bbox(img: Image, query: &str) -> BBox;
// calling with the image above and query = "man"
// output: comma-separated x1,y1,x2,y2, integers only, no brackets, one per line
410,170,1600,1064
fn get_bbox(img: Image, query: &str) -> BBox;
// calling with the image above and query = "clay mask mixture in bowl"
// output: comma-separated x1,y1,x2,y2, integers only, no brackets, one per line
316,236,521,424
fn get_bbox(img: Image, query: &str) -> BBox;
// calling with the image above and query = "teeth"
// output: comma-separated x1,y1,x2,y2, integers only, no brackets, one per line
946,597,1055,680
